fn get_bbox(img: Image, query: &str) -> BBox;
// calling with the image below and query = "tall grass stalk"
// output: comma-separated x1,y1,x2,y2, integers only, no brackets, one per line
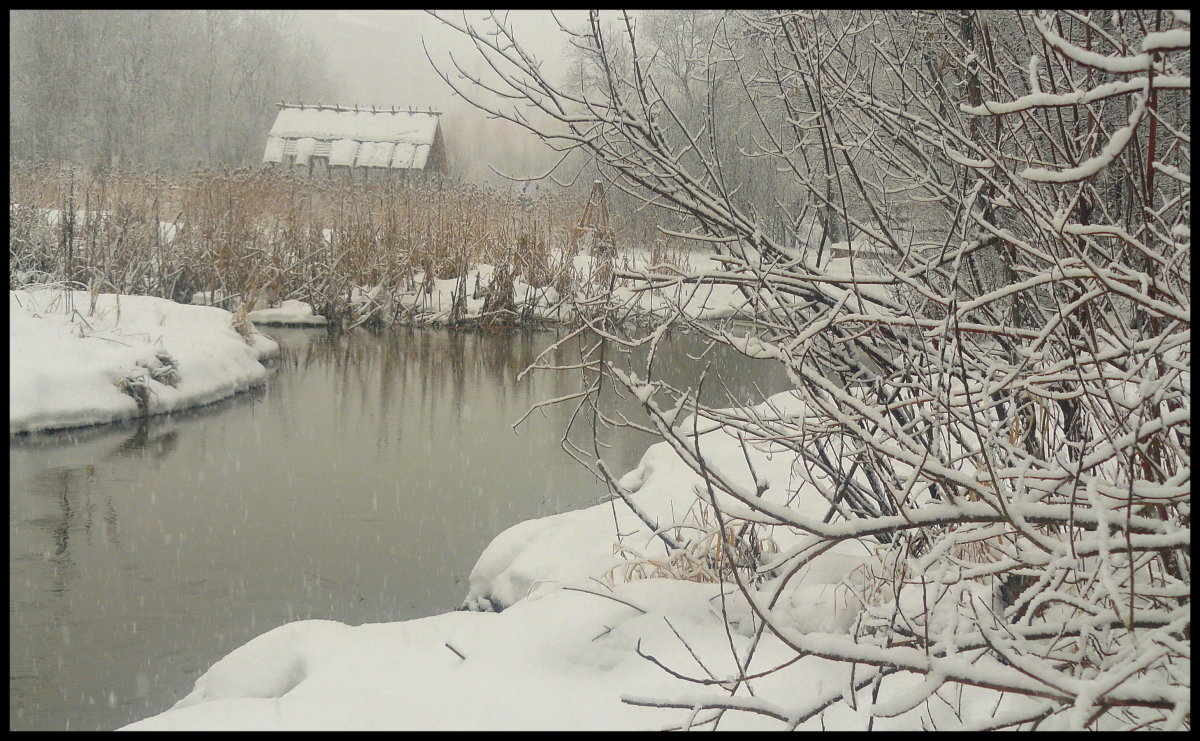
10,163,610,327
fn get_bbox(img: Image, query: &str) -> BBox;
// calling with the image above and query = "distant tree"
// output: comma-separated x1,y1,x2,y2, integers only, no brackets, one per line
9,9,336,171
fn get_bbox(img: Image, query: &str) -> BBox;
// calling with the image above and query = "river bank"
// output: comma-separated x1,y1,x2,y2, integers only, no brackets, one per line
119,392,1057,730
11,324,789,730
10,287,278,435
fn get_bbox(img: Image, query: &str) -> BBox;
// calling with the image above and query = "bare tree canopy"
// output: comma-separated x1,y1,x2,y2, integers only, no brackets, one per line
9,10,334,170
429,9,1190,730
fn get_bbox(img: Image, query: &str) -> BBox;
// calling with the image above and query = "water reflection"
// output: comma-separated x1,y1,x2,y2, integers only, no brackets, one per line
112,423,180,460
9,326,789,731
11,396,273,731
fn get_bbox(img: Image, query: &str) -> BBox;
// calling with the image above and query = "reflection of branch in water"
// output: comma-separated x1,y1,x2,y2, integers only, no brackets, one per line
115,419,151,455
41,458,122,594
48,469,75,597
112,419,180,460
24,417,189,583
104,495,122,548
449,330,466,413
53,470,73,565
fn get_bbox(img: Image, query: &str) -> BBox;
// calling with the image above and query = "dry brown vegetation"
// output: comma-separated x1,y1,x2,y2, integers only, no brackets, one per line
9,163,600,326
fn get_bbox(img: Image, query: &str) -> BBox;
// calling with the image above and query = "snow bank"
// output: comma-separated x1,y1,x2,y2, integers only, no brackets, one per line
121,392,946,731
393,267,568,325
124,581,805,731
586,250,753,322
173,246,768,330
10,288,278,435
189,294,329,327
119,392,1057,729
462,392,873,613
246,300,329,327
334,248,755,327
121,575,1048,730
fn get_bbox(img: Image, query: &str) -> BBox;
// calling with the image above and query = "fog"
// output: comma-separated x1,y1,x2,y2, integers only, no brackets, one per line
8,9,607,186
296,10,593,184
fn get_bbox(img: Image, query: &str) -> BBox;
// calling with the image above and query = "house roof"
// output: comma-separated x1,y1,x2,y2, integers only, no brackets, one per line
263,104,441,170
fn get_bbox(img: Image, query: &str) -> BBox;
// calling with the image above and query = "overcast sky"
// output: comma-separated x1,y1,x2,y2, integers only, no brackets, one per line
294,10,603,182
296,10,588,110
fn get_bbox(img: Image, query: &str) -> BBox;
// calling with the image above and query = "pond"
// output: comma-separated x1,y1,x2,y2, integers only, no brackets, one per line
9,326,791,730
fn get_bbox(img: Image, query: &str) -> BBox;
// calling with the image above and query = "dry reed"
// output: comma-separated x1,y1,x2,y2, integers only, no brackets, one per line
10,162,601,327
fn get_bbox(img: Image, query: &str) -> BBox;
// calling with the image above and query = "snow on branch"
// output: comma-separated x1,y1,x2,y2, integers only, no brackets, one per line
1143,28,1191,53
1019,92,1148,183
434,8,1190,730
1033,14,1154,74
961,76,1190,116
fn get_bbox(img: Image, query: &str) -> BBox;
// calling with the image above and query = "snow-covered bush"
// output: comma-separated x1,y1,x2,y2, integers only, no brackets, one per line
433,9,1189,730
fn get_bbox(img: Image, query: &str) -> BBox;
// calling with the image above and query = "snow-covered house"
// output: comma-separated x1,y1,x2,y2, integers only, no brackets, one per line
262,102,448,179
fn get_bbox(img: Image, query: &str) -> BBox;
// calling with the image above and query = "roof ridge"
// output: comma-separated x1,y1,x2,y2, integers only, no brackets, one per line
276,101,442,116
264,104,443,170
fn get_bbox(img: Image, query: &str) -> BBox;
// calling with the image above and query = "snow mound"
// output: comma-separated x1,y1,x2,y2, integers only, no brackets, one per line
119,388,1059,731
463,394,874,613
124,580,828,730
10,288,278,434
247,300,329,327
122,577,1049,731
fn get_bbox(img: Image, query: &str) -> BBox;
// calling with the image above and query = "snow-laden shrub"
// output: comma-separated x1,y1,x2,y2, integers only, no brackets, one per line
435,8,1190,729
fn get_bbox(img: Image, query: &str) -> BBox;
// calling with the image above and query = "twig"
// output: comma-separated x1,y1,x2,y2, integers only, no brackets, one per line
562,586,648,614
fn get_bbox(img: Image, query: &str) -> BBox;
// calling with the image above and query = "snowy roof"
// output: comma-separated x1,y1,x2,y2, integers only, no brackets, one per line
263,104,441,170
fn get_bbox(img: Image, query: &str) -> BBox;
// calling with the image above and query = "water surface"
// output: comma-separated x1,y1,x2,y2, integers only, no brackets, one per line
9,326,789,730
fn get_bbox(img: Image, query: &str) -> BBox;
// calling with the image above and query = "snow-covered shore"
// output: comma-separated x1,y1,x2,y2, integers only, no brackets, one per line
10,287,279,435
119,394,1046,731
9,285,1056,730
206,248,767,330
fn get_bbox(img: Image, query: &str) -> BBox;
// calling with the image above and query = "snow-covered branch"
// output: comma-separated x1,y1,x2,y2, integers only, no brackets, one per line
433,9,1190,730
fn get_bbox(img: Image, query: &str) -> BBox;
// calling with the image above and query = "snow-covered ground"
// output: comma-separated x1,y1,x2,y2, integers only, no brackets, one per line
10,287,278,435
11,246,1048,729
120,393,1047,731
208,247,763,330
246,299,329,326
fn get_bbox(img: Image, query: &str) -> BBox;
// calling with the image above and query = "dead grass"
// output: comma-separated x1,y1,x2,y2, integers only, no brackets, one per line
606,500,778,585
9,162,593,326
